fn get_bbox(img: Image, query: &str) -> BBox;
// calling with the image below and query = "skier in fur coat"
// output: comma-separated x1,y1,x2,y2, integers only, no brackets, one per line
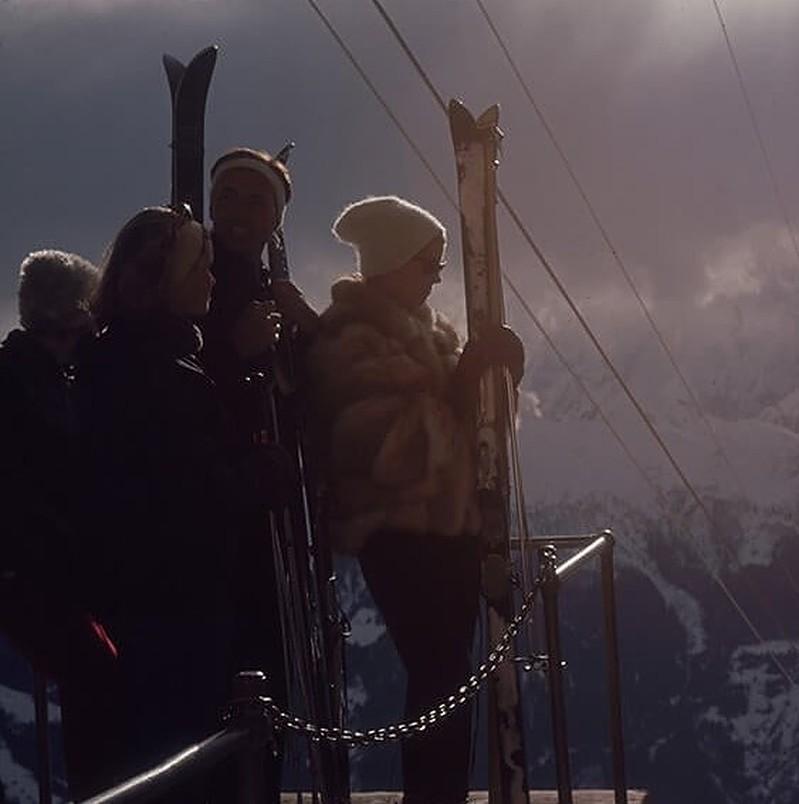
309,195,524,804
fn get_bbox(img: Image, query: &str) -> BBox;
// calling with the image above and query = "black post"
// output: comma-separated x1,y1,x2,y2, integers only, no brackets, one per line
230,671,273,804
540,545,573,804
33,671,52,804
600,534,628,804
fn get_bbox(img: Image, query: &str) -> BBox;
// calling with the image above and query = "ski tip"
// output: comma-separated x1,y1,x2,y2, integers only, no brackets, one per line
163,45,219,94
162,53,186,96
188,44,220,70
448,97,473,121
448,99,501,133
162,53,185,72
275,141,296,165
448,98,477,133
476,104,501,131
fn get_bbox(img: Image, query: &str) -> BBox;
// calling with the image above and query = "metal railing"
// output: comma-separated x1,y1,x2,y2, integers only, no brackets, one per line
52,530,628,804
522,530,628,804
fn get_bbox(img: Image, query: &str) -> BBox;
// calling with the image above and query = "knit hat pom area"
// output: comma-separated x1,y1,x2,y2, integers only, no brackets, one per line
332,196,446,279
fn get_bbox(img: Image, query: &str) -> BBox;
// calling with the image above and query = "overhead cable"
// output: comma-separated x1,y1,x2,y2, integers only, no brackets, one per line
302,0,666,509
301,0,795,686
709,0,799,266
365,0,797,685
474,0,747,501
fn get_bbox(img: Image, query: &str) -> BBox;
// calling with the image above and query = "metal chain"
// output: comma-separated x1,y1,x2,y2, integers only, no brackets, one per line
235,577,543,747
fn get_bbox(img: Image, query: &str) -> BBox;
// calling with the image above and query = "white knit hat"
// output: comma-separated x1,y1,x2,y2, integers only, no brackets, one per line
332,196,446,278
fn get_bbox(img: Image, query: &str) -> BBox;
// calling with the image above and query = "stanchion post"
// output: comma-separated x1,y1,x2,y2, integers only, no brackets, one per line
599,533,628,804
33,670,52,804
540,545,573,804
230,671,273,804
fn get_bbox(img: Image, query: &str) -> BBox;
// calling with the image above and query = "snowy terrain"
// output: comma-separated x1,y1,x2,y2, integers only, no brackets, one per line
0,660,66,804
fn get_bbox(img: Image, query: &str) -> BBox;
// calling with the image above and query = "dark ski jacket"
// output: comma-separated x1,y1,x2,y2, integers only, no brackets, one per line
74,314,293,791
201,240,275,444
77,314,291,622
0,328,116,677
200,240,316,688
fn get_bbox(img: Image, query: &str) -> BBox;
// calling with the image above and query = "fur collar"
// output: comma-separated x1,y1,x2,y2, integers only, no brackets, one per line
321,275,459,356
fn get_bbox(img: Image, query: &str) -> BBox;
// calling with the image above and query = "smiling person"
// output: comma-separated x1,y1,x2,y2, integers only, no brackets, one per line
77,205,290,799
202,147,319,802
204,147,317,402
308,195,524,804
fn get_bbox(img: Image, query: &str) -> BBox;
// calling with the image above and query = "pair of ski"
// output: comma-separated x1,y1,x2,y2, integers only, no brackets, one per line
165,46,529,804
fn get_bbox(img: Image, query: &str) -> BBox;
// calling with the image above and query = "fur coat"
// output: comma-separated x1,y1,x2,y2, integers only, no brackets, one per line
308,276,480,552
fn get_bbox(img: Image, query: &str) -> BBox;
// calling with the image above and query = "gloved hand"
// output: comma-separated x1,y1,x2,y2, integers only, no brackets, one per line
271,279,321,336
231,301,283,360
455,324,524,388
450,325,524,418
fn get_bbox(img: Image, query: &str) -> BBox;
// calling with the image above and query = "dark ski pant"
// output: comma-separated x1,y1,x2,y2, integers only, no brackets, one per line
360,529,480,804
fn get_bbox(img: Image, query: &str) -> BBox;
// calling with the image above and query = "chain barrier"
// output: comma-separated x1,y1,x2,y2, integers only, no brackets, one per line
226,577,544,747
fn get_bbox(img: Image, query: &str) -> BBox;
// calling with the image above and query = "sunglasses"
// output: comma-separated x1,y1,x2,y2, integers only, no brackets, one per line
421,257,447,276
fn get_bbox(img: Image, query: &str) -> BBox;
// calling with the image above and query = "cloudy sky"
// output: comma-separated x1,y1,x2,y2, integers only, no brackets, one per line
3,0,798,319
3,0,799,785
3,0,799,437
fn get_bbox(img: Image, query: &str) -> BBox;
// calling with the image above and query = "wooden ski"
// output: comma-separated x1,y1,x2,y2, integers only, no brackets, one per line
163,46,218,222
448,99,528,804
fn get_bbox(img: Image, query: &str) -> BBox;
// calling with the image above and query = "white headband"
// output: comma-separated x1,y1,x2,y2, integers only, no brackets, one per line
211,158,288,215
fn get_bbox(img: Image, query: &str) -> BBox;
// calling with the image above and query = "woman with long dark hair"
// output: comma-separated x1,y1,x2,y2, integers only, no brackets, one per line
78,205,288,797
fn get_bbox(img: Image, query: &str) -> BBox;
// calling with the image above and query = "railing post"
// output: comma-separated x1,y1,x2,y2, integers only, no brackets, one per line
230,671,273,804
33,670,52,804
540,544,573,804
599,533,628,804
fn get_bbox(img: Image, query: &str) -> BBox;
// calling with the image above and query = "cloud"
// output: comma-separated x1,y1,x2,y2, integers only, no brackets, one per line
700,220,796,305
3,0,799,362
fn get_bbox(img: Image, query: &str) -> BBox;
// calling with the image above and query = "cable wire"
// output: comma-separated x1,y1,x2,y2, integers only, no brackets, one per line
709,0,799,267
476,0,799,613
302,0,795,686
302,0,665,506
474,0,748,502
364,0,797,684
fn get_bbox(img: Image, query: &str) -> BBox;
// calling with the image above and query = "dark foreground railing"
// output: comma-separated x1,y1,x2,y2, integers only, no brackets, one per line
524,530,628,804
54,531,627,804
80,671,273,804
83,729,247,804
